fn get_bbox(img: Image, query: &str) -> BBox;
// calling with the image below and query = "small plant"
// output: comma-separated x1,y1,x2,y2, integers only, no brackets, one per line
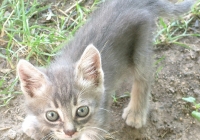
182,97,200,122
112,92,130,103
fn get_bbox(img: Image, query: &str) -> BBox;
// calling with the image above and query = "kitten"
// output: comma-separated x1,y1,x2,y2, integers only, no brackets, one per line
17,0,195,139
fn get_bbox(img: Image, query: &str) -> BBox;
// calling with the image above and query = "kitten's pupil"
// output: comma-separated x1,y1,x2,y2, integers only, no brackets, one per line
76,106,89,117
46,111,59,122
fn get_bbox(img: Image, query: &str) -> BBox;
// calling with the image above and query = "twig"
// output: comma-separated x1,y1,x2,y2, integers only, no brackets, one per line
65,0,84,14
55,8,78,24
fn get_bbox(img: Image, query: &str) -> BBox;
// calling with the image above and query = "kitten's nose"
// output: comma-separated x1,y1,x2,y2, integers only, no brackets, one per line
64,129,76,137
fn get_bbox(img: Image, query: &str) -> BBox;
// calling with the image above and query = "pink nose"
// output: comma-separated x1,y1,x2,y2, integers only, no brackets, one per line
64,130,76,137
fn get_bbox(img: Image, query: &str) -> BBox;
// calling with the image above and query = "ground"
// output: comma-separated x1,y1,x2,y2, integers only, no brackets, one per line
0,0,200,140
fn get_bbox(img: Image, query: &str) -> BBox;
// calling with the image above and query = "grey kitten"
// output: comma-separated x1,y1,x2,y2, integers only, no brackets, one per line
17,0,195,139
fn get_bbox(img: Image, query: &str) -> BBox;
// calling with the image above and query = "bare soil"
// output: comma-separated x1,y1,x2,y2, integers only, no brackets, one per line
0,0,200,140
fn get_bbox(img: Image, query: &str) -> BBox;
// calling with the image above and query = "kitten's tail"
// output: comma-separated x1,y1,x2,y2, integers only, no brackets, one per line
152,0,196,17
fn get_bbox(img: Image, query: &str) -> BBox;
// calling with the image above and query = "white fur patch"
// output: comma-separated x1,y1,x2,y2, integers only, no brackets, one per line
22,115,39,138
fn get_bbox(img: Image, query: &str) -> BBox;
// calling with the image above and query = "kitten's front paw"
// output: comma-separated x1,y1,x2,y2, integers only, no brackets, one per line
23,127,47,140
22,115,45,139
23,126,38,139
122,105,147,128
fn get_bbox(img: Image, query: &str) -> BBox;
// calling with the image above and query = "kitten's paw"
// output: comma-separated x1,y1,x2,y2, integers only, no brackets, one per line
122,106,147,128
23,127,37,139
22,115,44,139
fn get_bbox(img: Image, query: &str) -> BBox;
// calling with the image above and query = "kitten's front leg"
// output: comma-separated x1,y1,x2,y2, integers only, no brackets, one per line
22,115,48,139
122,80,150,128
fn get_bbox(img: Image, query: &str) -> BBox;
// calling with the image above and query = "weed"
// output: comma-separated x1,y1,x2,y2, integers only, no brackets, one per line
182,97,200,122
112,92,130,103
155,1,200,48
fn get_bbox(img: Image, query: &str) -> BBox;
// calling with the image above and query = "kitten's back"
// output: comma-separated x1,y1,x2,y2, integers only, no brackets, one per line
57,0,194,87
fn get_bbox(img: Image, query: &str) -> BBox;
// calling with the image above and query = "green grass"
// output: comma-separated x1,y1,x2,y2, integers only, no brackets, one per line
0,0,101,106
112,92,130,103
0,0,199,106
155,1,200,48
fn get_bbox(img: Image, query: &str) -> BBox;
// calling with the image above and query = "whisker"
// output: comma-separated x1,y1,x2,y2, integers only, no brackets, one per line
41,126,47,133
85,132,98,140
90,127,109,134
90,130,104,140
99,108,111,113
49,134,57,140
80,126,110,137
41,132,54,140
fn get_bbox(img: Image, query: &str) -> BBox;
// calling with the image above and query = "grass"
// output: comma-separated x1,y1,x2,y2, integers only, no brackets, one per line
0,0,199,106
112,92,130,103
155,1,200,48
0,0,101,106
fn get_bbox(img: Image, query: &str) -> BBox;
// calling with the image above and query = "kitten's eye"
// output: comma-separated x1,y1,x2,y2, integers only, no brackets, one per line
76,106,89,117
46,111,59,122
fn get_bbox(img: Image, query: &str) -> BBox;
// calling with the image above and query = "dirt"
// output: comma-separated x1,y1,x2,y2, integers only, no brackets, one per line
0,0,200,140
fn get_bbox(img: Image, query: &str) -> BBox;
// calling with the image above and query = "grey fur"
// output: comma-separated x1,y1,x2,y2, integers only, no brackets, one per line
17,0,195,139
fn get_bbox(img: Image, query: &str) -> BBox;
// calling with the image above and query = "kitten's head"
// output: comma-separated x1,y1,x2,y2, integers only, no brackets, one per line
17,45,107,139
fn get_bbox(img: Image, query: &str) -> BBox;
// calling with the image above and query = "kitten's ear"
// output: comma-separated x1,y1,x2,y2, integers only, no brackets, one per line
17,60,50,98
76,44,104,87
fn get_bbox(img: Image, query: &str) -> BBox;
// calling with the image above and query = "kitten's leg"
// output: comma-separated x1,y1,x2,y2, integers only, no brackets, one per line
22,115,49,139
122,78,151,128
122,10,153,128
